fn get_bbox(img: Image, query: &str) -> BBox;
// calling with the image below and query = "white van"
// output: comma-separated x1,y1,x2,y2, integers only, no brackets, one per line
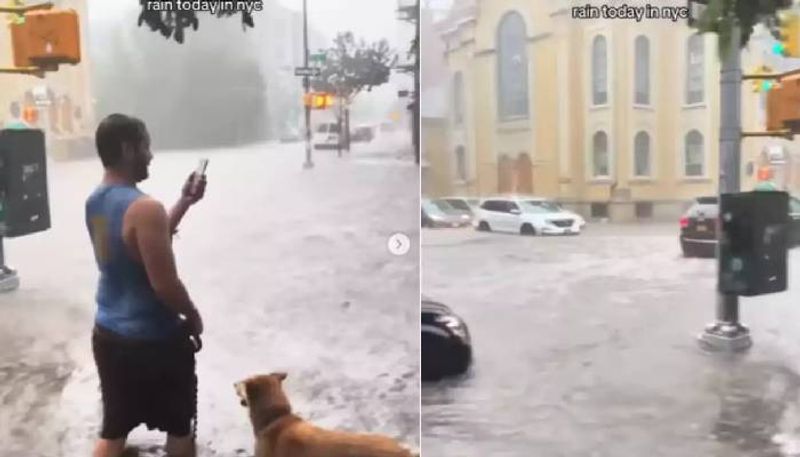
312,122,342,149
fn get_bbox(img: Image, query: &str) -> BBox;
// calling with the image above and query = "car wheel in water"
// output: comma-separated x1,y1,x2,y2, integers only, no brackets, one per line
520,224,536,236
477,221,491,232
681,241,694,258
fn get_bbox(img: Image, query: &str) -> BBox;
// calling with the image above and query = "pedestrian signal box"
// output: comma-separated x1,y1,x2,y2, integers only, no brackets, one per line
10,9,81,68
718,191,788,297
0,130,51,238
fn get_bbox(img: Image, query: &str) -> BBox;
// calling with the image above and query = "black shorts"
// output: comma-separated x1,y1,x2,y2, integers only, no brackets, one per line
92,325,197,439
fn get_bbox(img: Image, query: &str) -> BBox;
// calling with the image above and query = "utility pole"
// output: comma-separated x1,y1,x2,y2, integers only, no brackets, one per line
698,25,752,352
302,0,314,169
413,0,420,165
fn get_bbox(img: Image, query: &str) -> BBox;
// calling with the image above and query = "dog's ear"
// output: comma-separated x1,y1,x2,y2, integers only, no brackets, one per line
273,372,287,382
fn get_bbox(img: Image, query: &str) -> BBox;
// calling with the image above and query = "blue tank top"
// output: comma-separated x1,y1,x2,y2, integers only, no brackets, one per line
85,184,181,339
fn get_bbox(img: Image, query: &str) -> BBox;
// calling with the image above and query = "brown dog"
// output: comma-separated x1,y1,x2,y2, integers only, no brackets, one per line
234,373,415,457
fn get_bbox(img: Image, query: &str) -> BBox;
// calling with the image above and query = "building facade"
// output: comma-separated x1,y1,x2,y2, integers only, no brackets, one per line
428,0,796,221
0,0,95,159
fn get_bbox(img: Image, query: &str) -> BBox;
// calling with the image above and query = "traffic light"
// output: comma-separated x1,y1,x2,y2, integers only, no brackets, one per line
767,75,800,132
303,92,334,110
750,65,775,93
718,191,788,297
10,9,81,68
775,12,800,58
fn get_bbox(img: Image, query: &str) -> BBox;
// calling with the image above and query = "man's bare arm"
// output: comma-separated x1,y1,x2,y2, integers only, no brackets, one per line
129,198,202,333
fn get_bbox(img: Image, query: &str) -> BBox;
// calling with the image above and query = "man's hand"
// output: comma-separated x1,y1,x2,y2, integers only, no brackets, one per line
181,172,207,205
186,307,204,336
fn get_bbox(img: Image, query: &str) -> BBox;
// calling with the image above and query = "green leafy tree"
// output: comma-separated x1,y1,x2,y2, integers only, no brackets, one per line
310,32,397,150
137,0,255,43
694,0,793,59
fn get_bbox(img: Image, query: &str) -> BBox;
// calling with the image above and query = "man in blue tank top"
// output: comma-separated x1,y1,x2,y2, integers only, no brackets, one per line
86,114,207,457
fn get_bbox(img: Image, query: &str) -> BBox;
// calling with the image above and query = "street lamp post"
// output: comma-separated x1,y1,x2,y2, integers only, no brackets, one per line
302,0,314,169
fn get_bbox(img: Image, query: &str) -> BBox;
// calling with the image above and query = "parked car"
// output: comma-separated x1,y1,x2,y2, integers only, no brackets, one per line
312,122,341,149
422,198,472,228
441,197,481,214
422,296,472,382
432,198,474,223
279,127,302,143
350,125,375,143
680,195,800,258
473,196,586,235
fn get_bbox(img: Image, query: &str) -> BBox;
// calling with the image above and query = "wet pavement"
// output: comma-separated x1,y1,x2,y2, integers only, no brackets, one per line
0,140,419,457
422,224,800,456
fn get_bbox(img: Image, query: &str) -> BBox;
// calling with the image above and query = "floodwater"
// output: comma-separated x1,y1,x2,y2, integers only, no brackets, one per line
423,225,800,456
0,141,420,457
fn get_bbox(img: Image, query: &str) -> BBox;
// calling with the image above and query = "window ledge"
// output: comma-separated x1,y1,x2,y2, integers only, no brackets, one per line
681,176,712,183
633,104,654,111
589,177,614,184
630,177,655,183
589,104,611,112
682,103,707,110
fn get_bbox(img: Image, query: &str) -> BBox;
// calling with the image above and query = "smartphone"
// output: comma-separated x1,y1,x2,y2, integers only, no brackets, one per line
195,158,209,176
191,159,208,194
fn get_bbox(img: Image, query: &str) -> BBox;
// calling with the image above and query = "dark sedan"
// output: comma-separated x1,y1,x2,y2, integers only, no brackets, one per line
680,195,800,257
422,199,471,228
422,297,472,382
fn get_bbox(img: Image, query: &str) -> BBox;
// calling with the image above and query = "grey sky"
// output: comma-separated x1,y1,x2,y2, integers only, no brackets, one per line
276,0,405,47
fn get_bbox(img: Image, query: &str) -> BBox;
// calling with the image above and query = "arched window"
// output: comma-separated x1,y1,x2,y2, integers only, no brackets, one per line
686,35,704,104
497,12,529,120
634,131,650,177
593,131,609,177
455,146,467,181
453,72,464,125
685,130,704,177
634,36,650,105
592,35,608,105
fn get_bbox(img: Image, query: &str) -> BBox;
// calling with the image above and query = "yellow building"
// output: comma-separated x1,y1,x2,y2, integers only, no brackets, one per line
0,0,95,159
429,0,796,221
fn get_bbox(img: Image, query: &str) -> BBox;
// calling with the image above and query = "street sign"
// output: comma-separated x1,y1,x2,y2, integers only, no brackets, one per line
310,53,326,63
687,0,709,27
294,67,320,77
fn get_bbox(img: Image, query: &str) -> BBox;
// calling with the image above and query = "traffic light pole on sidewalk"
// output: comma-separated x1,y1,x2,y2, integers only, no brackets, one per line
698,25,752,352
302,0,314,170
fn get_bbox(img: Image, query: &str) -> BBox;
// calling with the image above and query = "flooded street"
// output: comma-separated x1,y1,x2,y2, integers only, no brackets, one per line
423,225,800,456
0,142,420,457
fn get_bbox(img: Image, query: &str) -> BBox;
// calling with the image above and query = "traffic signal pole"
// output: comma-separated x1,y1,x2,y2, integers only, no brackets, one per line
699,25,752,352
302,0,314,170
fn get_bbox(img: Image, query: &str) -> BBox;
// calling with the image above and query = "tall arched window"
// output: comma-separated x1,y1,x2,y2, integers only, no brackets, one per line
453,72,464,125
686,35,705,104
497,12,529,120
634,131,651,177
634,36,650,105
685,130,704,177
592,35,608,105
593,131,609,177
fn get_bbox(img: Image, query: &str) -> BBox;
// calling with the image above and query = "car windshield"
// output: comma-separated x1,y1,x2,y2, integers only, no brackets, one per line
423,200,447,216
445,199,470,211
432,200,459,213
520,200,562,214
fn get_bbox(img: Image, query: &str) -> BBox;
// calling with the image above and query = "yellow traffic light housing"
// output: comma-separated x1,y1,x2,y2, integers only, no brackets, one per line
767,76,800,132
751,65,775,93
777,12,800,58
10,9,81,68
303,92,335,110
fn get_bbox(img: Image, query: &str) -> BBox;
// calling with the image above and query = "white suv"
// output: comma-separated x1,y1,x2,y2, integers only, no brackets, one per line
473,197,586,235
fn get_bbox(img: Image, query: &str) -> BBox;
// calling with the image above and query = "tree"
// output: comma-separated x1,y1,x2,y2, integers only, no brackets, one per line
311,32,397,152
693,0,793,59
136,0,255,43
